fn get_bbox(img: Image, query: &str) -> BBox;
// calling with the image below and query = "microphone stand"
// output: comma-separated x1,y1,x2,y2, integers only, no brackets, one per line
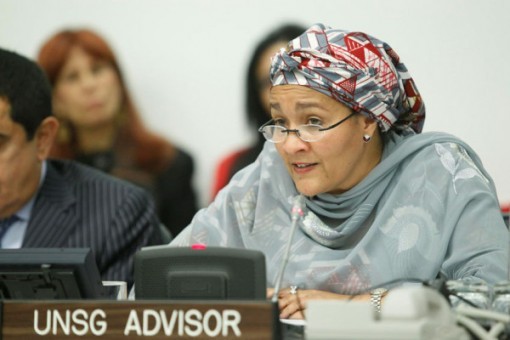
272,195,305,303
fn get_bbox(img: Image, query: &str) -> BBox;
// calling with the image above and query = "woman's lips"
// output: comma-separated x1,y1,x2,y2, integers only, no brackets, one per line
86,101,104,110
292,162,317,174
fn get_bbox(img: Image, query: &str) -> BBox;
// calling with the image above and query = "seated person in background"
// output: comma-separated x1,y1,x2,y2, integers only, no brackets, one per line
0,47,162,288
211,23,306,200
501,203,510,227
37,28,198,238
172,23,509,319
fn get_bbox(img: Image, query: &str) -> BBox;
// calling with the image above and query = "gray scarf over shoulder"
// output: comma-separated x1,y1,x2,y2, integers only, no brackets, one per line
173,131,508,292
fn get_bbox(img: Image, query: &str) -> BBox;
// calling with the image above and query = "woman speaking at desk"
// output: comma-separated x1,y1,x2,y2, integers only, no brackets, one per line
171,23,509,319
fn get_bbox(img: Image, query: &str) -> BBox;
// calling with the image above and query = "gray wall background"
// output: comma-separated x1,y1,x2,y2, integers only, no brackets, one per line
1,0,509,207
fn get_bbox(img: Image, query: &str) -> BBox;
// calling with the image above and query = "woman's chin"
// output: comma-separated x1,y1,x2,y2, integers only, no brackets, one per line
295,185,321,198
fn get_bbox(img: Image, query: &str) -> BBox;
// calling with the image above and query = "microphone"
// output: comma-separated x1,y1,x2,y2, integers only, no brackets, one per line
271,195,305,303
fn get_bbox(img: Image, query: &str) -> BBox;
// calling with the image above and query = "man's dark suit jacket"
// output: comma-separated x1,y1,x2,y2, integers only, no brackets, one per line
22,159,162,287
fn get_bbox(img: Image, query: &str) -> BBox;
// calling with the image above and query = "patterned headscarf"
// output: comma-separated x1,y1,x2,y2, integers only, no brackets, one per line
270,23,425,134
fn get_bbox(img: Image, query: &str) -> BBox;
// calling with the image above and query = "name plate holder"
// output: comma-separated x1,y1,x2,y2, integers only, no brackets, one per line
0,300,280,339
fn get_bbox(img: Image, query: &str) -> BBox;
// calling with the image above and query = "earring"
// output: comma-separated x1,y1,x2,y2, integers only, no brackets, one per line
363,134,372,143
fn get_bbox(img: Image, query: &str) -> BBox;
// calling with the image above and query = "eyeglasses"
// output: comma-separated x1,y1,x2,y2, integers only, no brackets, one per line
258,112,356,143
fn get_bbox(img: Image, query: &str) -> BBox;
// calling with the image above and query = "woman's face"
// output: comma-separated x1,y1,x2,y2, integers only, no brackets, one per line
256,41,288,115
53,46,123,130
270,85,380,196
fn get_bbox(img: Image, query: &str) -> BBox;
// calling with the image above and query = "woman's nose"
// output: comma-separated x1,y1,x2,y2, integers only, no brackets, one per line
80,71,98,90
280,131,309,153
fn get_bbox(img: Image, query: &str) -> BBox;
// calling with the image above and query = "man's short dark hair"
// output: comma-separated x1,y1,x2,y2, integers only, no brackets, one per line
0,48,53,139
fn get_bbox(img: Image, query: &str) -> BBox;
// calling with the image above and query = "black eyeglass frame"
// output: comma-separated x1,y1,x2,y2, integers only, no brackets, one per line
258,111,357,143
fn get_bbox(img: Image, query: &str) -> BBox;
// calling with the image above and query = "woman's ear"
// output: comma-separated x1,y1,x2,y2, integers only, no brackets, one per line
362,115,379,135
35,116,60,161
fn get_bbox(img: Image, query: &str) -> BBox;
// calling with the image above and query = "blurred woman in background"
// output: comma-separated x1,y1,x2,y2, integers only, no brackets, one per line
37,28,197,238
210,23,306,199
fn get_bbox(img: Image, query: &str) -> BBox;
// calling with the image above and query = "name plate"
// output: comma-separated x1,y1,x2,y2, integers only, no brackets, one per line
1,300,278,339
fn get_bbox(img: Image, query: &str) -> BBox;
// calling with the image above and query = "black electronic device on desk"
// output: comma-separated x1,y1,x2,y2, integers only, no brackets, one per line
134,245,283,339
0,248,106,299
134,245,266,300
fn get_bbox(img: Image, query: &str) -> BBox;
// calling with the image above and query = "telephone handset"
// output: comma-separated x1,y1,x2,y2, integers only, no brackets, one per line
306,285,470,339
382,285,454,322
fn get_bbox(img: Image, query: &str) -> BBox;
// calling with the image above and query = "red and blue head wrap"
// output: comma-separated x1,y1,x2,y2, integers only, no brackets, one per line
270,23,425,134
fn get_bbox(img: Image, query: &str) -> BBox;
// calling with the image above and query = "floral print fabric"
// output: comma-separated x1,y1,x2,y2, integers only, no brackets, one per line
172,131,508,293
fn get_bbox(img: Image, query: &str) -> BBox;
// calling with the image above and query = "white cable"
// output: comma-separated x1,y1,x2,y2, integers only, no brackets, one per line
455,304,510,323
488,322,506,339
454,304,510,339
455,314,495,340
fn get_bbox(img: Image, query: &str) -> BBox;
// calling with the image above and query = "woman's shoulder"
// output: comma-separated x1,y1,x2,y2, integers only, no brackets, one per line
398,132,492,185
406,132,479,161
159,147,195,176
173,147,195,165
390,131,476,159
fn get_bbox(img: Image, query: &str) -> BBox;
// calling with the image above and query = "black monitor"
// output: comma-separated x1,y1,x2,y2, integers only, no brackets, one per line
0,248,107,299
134,245,266,300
